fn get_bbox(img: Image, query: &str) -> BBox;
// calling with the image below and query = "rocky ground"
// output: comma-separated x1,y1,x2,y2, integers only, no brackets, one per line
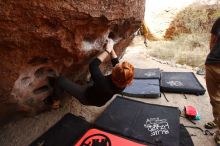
0,36,216,146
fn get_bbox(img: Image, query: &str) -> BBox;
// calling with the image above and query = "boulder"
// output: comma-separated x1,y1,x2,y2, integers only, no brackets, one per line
0,0,145,124
144,0,218,39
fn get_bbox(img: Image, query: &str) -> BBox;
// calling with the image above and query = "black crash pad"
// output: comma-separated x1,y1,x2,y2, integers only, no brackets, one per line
179,124,194,146
160,72,206,95
29,113,91,146
122,79,160,98
95,96,180,146
134,68,161,79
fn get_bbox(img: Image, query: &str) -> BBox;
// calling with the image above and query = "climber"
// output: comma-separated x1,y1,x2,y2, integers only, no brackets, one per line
47,37,134,107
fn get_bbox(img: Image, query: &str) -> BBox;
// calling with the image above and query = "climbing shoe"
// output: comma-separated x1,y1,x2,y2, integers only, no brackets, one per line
215,131,220,146
204,121,217,129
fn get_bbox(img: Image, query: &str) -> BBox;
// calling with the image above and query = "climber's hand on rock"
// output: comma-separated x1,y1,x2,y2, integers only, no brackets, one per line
106,38,114,53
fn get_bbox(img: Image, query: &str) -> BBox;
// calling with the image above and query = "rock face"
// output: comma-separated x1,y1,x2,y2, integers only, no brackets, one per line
0,0,145,124
144,0,219,39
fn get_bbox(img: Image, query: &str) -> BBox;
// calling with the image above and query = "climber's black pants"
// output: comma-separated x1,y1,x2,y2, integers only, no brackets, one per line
51,76,89,104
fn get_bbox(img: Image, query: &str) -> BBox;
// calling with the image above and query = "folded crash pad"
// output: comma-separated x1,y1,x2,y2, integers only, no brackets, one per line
29,113,91,146
95,96,180,146
134,68,161,79
122,79,160,98
160,72,206,95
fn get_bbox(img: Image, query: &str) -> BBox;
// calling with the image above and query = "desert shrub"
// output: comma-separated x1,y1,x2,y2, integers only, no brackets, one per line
147,33,209,67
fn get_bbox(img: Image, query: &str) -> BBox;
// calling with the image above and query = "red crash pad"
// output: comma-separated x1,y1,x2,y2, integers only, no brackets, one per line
75,128,146,146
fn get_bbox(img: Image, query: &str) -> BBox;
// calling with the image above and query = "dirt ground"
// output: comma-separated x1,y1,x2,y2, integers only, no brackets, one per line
0,36,217,146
